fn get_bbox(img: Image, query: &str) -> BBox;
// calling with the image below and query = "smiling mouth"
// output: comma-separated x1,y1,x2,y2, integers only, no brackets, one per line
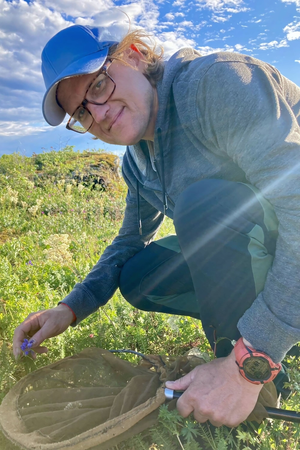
109,107,124,131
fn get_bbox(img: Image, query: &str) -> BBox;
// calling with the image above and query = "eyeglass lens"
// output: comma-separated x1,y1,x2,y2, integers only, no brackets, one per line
69,71,115,133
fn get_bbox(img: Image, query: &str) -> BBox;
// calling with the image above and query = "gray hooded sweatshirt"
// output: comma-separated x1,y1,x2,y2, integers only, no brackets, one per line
62,48,300,363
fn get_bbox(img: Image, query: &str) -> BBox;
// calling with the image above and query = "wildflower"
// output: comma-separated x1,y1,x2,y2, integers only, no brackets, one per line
26,260,33,266
43,234,73,265
65,184,72,194
10,196,18,205
6,186,18,204
20,338,29,351
21,338,34,356
77,183,85,193
28,205,39,216
21,201,28,209
27,231,37,236
26,180,35,189
28,199,43,215
89,334,94,338
65,194,72,203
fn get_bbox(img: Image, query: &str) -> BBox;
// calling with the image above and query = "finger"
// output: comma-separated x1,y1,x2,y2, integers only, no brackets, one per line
176,393,195,418
13,314,42,356
26,339,48,354
34,346,48,354
29,322,57,346
193,411,209,424
24,348,47,359
165,371,194,391
208,419,223,428
13,327,28,358
18,345,48,361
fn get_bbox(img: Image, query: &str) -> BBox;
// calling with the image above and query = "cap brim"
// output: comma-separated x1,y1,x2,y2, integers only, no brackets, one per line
42,48,109,126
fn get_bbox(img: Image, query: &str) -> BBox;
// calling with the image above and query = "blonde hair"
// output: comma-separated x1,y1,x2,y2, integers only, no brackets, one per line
109,29,164,87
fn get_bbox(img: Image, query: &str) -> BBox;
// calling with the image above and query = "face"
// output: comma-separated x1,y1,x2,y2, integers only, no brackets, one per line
57,53,158,145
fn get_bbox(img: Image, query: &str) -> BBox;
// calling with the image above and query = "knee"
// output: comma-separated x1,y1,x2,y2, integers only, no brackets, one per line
119,261,140,308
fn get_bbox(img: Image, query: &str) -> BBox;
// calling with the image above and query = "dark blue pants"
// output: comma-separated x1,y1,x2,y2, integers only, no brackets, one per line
119,180,278,357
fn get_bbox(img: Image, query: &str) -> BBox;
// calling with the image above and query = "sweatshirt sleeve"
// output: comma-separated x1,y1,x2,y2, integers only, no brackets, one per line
195,56,300,362
61,166,164,325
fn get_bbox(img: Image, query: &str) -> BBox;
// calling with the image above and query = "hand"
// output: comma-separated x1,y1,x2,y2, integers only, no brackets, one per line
165,350,263,427
13,304,75,360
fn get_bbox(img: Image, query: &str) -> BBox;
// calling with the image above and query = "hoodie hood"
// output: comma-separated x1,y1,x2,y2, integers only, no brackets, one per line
155,47,203,131
127,47,203,230
127,47,203,187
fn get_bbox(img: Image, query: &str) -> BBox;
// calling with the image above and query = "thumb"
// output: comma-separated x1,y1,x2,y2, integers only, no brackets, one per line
29,320,55,348
165,371,194,391
27,336,48,352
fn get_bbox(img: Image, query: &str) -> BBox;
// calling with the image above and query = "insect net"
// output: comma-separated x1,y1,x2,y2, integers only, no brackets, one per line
0,347,278,450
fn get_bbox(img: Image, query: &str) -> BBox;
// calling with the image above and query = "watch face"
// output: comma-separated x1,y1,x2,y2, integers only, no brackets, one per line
243,356,271,381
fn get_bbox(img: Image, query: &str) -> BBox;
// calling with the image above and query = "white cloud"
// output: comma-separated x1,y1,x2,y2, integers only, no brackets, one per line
172,0,186,6
281,0,300,6
234,43,252,52
195,0,249,13
155,31,195,57
135,0,160,31
226,7,249,12
0,1,69,53
196,43,236,54
178,20,194,27
284,20,300,40
82,8,140,41
0,0,72,136
296,59,300,63
259,39,289,50
43,0,114,18
165,12,175,20
0,121,49,137
212,15,232,22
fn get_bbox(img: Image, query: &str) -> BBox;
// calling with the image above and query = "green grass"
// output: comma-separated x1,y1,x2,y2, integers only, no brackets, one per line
0,147,300,450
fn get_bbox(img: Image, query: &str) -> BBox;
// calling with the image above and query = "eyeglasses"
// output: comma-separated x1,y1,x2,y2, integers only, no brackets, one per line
66,60,116,134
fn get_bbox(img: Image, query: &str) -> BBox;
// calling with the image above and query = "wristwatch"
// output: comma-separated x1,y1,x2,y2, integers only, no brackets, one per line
234,337,282,385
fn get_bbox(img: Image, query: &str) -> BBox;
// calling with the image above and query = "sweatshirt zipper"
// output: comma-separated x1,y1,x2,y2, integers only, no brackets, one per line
136,130,175,236
136,180,142,235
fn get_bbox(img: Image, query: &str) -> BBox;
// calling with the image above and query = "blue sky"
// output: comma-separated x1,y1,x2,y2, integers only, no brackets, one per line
1,0,300,157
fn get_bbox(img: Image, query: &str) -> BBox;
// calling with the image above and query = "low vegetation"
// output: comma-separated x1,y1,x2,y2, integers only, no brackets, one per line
0,147,300,449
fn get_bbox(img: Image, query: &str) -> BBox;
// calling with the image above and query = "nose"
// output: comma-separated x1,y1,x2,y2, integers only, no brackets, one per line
88,103,109,124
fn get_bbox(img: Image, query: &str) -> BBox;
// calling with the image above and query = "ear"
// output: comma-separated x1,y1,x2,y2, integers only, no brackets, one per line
124,46,144,69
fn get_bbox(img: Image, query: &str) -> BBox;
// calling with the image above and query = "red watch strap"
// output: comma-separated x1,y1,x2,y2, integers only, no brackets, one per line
234,337,281,384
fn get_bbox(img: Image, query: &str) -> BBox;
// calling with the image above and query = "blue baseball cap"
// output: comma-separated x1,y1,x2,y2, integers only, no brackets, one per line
42,25,118,126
